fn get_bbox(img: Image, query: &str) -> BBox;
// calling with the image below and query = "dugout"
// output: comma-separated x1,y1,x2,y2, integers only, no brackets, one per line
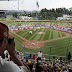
0,10,6,18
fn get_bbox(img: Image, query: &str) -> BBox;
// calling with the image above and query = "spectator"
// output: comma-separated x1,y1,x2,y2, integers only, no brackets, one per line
37,51,42,60
68,52,71,64
0,22,30,71
4,50,8,55
29,54,32,59
53,56,56,64
1,53,5,59
33,55,35,60
21,57,24,62
0,22,24,66
43,67,47,72
28,60,33,71
32,65,36,72
36,62,43,72
16,51,19,58
6,53,8,58
0,53,25,72
26,53,29,62
41,56,45,61
20,52,23,59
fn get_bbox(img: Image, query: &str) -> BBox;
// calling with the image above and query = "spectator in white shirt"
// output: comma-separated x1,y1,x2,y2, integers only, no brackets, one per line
37,51,42,60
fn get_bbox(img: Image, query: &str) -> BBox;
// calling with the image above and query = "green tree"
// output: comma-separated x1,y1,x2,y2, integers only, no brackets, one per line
12,12,18,18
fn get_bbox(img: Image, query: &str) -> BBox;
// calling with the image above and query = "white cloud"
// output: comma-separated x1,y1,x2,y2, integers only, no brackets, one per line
0,0,72,10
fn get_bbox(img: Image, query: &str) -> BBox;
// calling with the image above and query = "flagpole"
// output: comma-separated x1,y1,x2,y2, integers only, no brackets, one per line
36,0,39,20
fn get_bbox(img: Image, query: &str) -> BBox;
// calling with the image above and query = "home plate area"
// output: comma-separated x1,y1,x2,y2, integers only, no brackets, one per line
22,41,44,49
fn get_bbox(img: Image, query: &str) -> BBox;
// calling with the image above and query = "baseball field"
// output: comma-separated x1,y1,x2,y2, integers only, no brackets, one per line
1,21,72,59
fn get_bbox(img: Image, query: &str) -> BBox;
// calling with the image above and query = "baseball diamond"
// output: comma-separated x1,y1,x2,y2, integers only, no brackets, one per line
1,21,72,56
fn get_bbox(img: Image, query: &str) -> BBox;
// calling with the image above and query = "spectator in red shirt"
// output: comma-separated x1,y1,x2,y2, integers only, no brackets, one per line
33,55,35,60
43,67,47,72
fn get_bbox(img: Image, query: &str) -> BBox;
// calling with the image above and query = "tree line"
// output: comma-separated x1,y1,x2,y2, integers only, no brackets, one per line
7,8,72,20
37,8,72,20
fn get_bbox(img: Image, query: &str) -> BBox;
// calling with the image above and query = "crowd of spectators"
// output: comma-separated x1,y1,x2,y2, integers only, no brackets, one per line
16,51,72,72
0,50,72,72
0,51,27,72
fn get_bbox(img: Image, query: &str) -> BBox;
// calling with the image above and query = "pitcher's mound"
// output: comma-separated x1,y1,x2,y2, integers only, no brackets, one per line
37,32,45,34
22,41,44,49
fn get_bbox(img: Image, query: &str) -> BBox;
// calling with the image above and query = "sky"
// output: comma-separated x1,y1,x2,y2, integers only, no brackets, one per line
0,0,72,11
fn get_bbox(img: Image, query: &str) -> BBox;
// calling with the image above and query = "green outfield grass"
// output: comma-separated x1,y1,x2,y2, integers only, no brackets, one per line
16,29,66,41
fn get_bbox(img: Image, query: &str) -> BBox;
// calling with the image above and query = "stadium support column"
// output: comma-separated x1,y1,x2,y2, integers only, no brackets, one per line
66,48,68,63
49,46,52,61
24,44,25,56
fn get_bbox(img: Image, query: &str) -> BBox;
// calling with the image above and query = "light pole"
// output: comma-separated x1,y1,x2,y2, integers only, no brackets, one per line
18,0,19,19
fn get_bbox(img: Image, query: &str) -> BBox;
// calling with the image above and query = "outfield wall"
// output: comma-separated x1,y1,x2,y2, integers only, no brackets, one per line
1,20,72,23
11,20,72,23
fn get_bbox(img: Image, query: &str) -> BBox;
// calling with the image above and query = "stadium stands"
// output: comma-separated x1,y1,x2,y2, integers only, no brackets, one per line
1,51,72,72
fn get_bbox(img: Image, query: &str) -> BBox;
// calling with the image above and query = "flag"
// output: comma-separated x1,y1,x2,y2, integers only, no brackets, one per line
36,0,39,9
